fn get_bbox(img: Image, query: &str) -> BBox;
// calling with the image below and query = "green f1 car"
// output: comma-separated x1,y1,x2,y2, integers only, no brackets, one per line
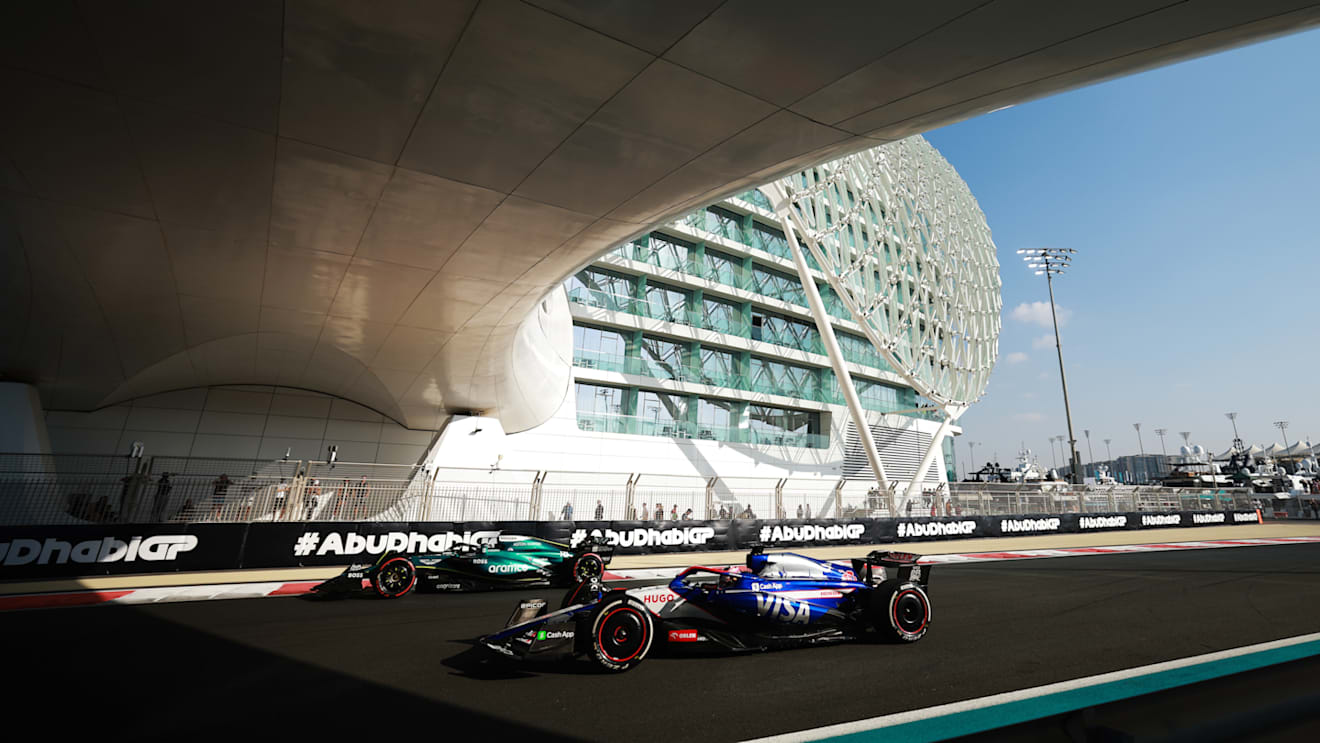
310,534,613,598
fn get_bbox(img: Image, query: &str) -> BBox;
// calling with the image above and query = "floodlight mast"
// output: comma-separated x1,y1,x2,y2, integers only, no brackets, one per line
1017,248,1082,483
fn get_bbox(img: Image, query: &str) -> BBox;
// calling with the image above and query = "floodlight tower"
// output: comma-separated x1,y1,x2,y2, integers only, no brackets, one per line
1225,412,1243,453
1104,438,1112,460
1274,420,1291,449
1083,429,1094,473
1019,248,1081,484
1154,428,1168,456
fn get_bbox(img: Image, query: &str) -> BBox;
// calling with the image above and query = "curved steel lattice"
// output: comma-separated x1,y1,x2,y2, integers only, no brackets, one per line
769,136,1002,410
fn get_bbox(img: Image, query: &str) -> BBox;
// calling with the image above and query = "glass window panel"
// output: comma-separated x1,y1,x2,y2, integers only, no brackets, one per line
639,336,685,380
702,296,741,333
700,347,736,385
575,382,626,416
643,282,688,322
703,248,742,286
640,233,691,271
637,390,687,426
696,398,734,428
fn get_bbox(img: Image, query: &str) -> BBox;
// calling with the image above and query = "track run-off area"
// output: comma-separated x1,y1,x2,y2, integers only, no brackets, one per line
5,533,1320,741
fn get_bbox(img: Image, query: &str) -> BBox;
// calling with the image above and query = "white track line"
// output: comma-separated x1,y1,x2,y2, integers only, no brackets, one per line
743,632,1320,743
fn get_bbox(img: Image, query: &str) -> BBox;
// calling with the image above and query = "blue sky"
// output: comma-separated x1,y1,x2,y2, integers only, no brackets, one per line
923,27,1320,474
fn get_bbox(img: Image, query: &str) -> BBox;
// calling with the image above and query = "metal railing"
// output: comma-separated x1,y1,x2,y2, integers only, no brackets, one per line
941,482,1258,516
0,452,1267,527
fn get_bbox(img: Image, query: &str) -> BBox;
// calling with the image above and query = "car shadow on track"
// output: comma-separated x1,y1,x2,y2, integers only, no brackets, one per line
442,643,606,679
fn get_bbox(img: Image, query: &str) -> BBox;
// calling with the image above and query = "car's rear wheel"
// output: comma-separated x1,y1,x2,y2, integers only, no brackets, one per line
588,594,653,672
870,581,930,642
572,553,605,584
372,556,416,599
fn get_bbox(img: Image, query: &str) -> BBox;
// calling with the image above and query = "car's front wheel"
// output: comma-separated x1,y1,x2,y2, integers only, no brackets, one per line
372,556,416,599
588,594,653,672
870,581,931,642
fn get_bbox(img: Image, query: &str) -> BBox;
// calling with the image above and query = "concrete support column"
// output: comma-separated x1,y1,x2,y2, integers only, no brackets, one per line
0,382,52,455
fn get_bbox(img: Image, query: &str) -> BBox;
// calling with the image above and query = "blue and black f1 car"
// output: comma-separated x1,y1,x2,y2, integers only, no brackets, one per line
310,534,612,598
479,547,932,672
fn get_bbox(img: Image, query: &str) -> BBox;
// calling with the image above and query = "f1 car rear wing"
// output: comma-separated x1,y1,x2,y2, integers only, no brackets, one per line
850,551,931,588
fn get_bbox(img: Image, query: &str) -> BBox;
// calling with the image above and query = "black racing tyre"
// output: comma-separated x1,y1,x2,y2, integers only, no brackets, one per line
572,553,605,584
870,581,931,643
588,594,653,672
372,556,416,599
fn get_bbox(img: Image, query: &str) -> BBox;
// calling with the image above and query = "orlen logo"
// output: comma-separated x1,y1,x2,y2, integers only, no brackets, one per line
1,535,198,566
668,629,699,643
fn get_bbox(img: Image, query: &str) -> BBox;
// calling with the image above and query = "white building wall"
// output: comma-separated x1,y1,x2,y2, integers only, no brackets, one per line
42,385,436,466
426,389,951,486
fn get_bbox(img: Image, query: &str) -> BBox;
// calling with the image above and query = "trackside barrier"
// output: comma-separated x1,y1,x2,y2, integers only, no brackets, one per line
0,510,1264,580
0,453,1261,528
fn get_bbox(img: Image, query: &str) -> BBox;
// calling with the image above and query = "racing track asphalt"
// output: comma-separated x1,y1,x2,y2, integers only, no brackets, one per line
8,543,1320,741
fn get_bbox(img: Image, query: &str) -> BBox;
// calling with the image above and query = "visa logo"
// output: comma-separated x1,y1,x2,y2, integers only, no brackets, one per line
754,594,811,624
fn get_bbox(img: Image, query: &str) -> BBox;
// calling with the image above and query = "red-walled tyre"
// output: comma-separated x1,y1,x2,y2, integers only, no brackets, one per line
871,582,930,642
588,594,653,672
372,556,416,599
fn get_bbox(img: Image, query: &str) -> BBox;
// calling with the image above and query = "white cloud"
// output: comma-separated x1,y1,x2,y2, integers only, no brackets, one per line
1012,301,1071,328
1032,334,1055,349
1014,412,1045,422
1004,352,1028,364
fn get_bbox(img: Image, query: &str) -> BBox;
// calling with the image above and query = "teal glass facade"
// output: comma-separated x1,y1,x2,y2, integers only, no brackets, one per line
568,189,936,450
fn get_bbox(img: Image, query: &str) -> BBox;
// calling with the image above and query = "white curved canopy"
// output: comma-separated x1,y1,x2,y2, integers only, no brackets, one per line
4,2,1317,432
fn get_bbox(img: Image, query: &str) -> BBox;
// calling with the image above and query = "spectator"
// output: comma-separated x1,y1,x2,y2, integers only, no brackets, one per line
173,498,194,522
211,474,231,520
681,508,693,521
796,503,803,519
640,502,648,521
594,500,604,520
905,499,913,517
354,477,369,519
118,474,137,522
275,479,289,520
655,503,664,521
561,501,574,520
628,503,637,520
718,505,728,519
304,479,321,520
91,496,115,523
945,499,954,517
669,504,678,521
151,473,172,522
804,503,812,519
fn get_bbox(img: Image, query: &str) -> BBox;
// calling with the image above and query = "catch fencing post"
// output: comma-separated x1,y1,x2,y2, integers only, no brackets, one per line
529,471,545,520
